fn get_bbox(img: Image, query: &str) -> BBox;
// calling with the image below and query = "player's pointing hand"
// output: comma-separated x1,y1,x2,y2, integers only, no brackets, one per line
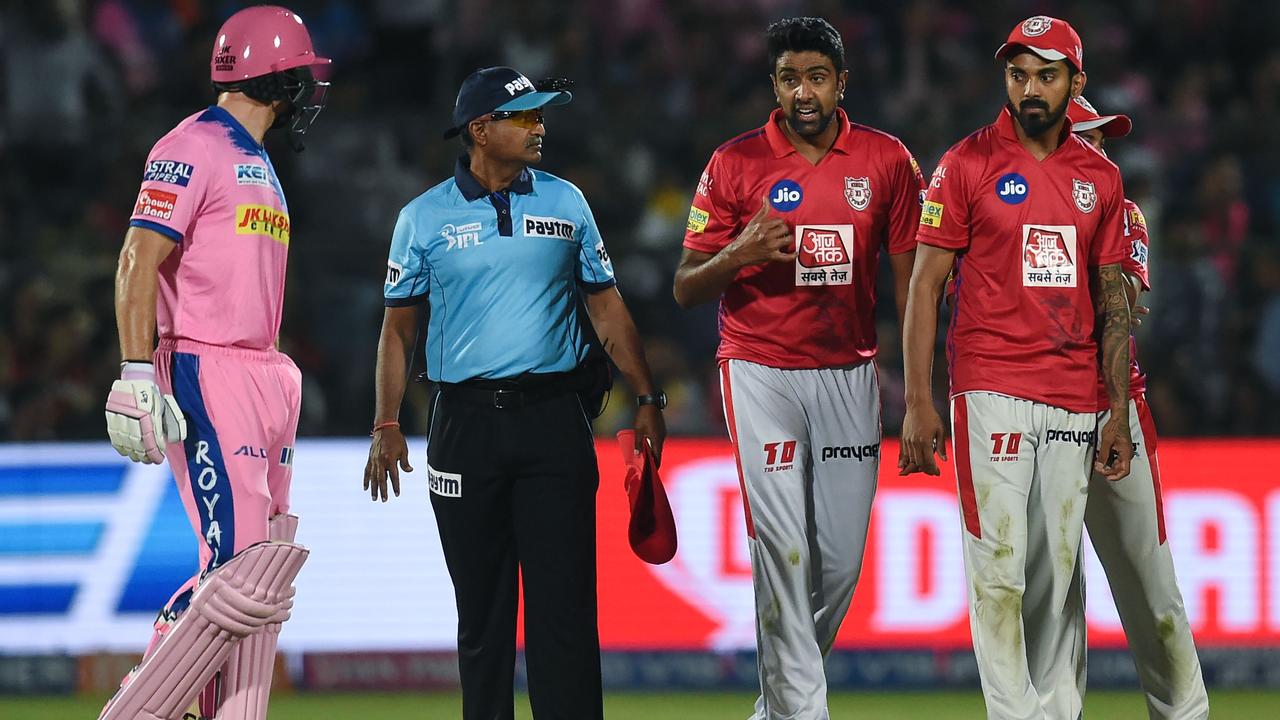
728,195,795,267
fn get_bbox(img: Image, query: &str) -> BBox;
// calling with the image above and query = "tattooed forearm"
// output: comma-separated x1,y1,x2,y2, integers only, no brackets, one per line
1095,263,1131,413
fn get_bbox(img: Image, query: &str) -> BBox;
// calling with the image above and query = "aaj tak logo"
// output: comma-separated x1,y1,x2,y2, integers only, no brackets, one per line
794,225,854,287
1024,228,1073,269
1021,225,1078,287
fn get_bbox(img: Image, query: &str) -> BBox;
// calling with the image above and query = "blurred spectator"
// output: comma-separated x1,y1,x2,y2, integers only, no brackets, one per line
4,0,1278,440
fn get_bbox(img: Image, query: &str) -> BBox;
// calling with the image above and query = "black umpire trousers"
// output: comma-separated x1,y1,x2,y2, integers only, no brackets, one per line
427,385,603,720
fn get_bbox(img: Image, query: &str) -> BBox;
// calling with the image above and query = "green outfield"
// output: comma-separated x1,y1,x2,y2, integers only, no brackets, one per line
5,690,1275,718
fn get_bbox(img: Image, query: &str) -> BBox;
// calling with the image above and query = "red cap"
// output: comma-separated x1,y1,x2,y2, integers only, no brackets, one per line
616,431,677,565
1067,96,1132,137
995,16,1084,72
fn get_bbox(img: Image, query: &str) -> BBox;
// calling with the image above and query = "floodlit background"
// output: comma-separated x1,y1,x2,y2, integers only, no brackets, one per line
2,0,1279,716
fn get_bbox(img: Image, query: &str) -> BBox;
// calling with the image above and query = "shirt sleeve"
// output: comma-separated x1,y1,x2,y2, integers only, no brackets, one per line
683,151,742,254
384,209,431,307
914,147,971,251
574,189,617,292
128,133,211,242
885,142,927,255
1121,200,1151,290
1090,172,1128,268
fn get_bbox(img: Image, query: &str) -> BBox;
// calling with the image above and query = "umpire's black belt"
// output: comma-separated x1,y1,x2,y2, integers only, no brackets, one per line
439,374,580,410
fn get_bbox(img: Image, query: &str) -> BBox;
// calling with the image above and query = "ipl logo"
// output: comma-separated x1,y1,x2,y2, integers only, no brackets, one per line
441,222,483,251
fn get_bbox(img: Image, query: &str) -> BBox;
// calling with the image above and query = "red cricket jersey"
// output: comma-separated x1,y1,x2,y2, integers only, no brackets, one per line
683,108,924,369
917,108,1128,413
1094,199,1151,409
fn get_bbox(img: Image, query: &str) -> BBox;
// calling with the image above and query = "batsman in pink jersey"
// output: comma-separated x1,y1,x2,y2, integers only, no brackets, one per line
100,6,330,720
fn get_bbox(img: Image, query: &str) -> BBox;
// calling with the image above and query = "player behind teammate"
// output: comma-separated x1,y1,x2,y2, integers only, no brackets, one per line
900,16,1134,719
1068,95,1210,719
100,6,330,719
672,16,924,719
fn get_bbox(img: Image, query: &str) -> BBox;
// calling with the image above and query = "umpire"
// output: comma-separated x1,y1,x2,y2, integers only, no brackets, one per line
363,67,666,720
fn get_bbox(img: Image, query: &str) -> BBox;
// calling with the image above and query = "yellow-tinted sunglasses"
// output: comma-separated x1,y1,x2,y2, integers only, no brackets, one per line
483,108,545,129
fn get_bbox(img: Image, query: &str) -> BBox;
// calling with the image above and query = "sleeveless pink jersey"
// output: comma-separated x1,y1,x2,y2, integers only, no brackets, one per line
129,106,290,351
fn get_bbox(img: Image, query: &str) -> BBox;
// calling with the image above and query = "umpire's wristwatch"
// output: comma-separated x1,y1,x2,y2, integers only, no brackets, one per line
636,390,667,410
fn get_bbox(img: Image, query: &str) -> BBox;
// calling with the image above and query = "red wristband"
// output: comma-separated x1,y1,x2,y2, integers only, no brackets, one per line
371,420,400,436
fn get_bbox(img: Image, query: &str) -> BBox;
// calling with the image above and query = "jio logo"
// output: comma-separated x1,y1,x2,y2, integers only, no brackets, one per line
996,172,1029,204
768,179,803,211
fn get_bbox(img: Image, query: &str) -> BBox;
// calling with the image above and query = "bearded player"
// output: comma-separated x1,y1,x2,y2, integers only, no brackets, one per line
1068,96,1209,719
673,17,924,719
99,6,330,719
901,16,1133,718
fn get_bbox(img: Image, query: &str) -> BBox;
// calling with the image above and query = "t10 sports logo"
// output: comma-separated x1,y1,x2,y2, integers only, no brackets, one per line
762,440,797,473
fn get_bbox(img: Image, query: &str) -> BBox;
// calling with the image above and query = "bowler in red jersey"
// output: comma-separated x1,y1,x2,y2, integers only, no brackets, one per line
674,16,924,720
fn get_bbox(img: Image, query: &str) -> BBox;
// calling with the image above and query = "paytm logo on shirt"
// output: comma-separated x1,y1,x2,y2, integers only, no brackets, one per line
523,215,576,240
996,173,1029,204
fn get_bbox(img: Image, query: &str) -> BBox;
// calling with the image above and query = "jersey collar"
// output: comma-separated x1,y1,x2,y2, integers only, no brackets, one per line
198,105,264,154
454,155,535,201
763,107,855,159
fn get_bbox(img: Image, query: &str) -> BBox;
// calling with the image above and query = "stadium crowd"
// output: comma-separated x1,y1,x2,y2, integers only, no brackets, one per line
3,0,1279,440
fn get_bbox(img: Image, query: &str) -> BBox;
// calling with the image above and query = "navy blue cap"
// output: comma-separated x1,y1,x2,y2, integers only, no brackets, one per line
443,67,572,140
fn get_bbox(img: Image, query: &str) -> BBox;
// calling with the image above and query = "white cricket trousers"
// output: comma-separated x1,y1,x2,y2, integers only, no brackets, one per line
951,392,1095,720
1083,396,1208,719
720,358,881,720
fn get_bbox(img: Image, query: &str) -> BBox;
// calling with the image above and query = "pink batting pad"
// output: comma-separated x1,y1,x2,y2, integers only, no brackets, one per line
99,542,308,720
213,622,283,720
201,514,302,719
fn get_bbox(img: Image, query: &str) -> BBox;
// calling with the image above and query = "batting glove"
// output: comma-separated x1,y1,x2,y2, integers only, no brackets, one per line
105,362,187,464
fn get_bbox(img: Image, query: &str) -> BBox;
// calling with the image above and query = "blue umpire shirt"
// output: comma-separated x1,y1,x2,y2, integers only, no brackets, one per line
384,156,616,382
